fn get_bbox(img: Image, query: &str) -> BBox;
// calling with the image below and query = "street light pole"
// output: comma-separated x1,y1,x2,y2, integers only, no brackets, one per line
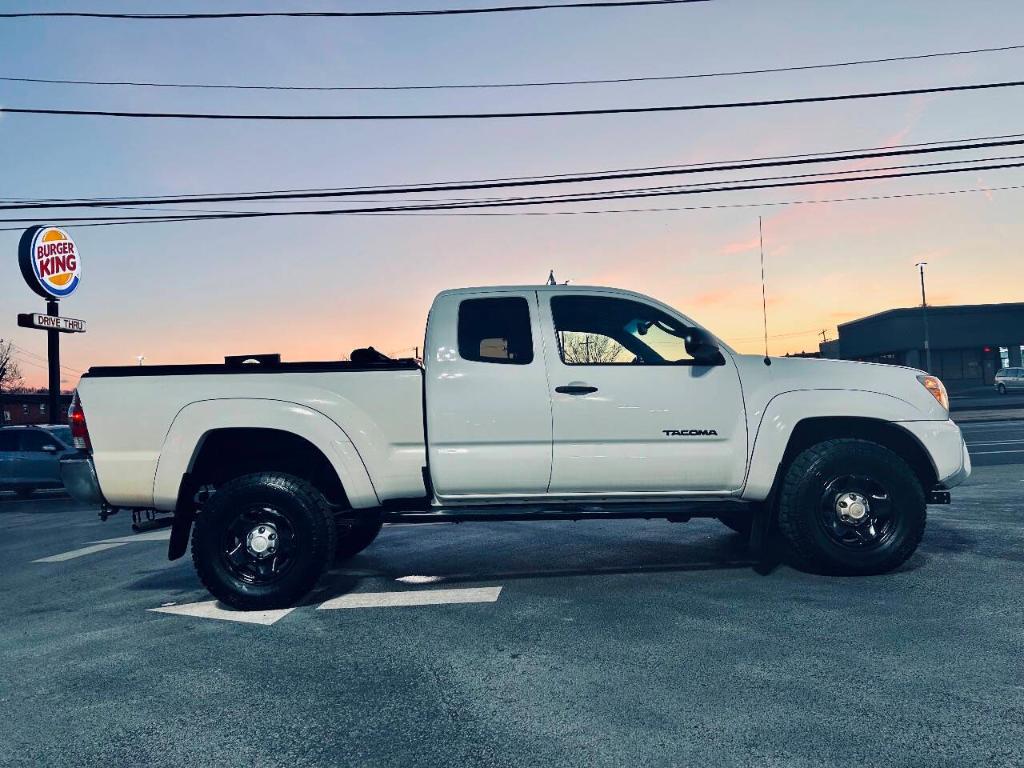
915,262,932,372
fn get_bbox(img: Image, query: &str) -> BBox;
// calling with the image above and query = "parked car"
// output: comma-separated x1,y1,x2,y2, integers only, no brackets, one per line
0,424,76,498
994,367,1024,394
60,284,970,610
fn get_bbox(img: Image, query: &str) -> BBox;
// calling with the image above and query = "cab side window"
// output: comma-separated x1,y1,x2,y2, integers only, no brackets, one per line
457,297,535,365
551,295,695,366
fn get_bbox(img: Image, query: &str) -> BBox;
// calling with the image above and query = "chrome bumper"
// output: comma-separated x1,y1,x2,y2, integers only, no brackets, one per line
59,455,106,506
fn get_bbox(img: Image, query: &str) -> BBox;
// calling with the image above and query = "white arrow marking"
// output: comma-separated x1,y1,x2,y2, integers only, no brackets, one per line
318,586,502,610
149,600,295,625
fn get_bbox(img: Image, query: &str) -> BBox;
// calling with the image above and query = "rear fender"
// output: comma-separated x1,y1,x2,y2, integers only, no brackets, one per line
153,398,379,512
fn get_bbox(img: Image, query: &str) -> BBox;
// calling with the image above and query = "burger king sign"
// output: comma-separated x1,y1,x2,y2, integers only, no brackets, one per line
18,225,81,299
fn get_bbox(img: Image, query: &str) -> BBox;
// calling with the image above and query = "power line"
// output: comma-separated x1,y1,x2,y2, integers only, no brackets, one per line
3,159,1023,225
1,183,1018,231
8,130,1021,206
5,43,1021,92
0,1,709,20
10,344,85,375
2,79,1022,122
6,135,1024,211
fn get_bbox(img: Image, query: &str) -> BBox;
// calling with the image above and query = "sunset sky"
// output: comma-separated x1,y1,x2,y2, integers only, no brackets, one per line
2,0,1023,388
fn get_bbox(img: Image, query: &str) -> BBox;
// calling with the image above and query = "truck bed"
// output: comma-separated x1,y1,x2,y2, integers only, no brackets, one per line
78,360,426,510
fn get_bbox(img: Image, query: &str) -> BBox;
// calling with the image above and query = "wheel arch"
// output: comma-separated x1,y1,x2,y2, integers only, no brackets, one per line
743,390,940,501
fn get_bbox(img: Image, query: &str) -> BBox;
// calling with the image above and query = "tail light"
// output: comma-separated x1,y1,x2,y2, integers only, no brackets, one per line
68,391,92,452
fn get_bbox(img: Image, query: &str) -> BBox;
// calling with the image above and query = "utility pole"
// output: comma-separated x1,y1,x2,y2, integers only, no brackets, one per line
915,262,932,372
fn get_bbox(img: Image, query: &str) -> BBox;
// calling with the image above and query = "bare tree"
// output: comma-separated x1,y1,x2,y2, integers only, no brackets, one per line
0,339,24,393
560,332,626,364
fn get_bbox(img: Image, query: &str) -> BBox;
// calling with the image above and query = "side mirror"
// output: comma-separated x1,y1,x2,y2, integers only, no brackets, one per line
685,327,726,366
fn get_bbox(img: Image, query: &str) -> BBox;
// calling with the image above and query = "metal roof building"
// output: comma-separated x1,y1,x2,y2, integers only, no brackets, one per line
833,302,1024,390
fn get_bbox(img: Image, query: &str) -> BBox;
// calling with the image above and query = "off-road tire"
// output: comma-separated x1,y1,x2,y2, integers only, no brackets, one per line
777,439,926,575
335,515,384,561
191,472,336,610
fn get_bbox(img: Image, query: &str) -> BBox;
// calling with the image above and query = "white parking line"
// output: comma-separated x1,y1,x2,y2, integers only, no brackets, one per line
33,542,127,563
969,449,1024,455
318,586,502,610
149,600,295,625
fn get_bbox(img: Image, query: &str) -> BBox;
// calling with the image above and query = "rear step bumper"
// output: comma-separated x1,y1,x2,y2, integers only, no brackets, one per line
59,455,106,506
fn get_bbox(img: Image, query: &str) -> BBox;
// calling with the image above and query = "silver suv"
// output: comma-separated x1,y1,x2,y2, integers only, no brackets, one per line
0,425,76,498
994,367,1024,394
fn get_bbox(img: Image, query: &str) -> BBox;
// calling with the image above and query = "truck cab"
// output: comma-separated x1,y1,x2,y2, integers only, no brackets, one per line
425,286,747,500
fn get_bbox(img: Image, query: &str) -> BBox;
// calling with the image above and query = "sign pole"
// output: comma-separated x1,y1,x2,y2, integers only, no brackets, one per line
46,299,60,424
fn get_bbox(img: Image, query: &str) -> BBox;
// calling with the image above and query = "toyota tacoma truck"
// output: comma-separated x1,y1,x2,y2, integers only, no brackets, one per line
60,285,971,609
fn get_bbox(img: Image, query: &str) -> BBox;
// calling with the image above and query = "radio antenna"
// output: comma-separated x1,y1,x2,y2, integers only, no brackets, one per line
759,216,771,366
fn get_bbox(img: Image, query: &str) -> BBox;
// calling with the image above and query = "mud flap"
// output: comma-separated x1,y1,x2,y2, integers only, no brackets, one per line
168,472,197,561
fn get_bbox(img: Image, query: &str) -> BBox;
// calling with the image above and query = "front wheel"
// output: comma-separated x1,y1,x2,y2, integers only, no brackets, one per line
191,472,336,610
777,439,926,575
997,383,1007,394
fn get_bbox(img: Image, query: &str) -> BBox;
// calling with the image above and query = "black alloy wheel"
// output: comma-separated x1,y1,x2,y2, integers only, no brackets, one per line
817,474,894,550
220,504,298,586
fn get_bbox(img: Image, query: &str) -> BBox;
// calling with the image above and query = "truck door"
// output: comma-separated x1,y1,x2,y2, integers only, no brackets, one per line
539,292,747,494
425,291,553,498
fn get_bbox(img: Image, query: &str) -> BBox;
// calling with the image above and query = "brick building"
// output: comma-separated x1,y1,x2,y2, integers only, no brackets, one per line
0,392,73,426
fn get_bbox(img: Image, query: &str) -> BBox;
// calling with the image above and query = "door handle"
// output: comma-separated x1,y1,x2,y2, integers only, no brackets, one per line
555,384,598,395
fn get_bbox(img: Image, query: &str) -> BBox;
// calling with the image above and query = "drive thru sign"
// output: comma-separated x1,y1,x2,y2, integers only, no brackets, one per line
17,313,87,333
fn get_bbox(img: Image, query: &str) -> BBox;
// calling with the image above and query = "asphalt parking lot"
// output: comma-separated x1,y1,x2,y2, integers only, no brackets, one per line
2,434,1022,768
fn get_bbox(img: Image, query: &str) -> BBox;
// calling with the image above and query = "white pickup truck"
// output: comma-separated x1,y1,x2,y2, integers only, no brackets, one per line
61,284,971,609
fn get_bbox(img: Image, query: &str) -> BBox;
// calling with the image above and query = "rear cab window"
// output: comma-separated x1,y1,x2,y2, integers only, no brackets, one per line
457,297,534,365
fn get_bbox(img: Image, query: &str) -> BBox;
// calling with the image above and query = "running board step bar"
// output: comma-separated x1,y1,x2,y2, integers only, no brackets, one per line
382,499,753,524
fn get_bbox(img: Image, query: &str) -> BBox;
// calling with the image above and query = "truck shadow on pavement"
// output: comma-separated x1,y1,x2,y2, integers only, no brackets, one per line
312,527,762,602
126,520,989,608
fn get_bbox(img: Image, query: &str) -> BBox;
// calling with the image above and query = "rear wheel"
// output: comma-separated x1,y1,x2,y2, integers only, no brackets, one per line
334,514,383,561
777,439,926,575
191,472,336,610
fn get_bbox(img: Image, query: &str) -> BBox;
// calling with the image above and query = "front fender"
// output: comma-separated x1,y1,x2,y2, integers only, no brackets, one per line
741,389,922,500
152,398,379,511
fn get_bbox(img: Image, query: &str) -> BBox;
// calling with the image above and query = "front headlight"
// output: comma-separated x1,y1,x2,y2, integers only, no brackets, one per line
917,374,949,411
